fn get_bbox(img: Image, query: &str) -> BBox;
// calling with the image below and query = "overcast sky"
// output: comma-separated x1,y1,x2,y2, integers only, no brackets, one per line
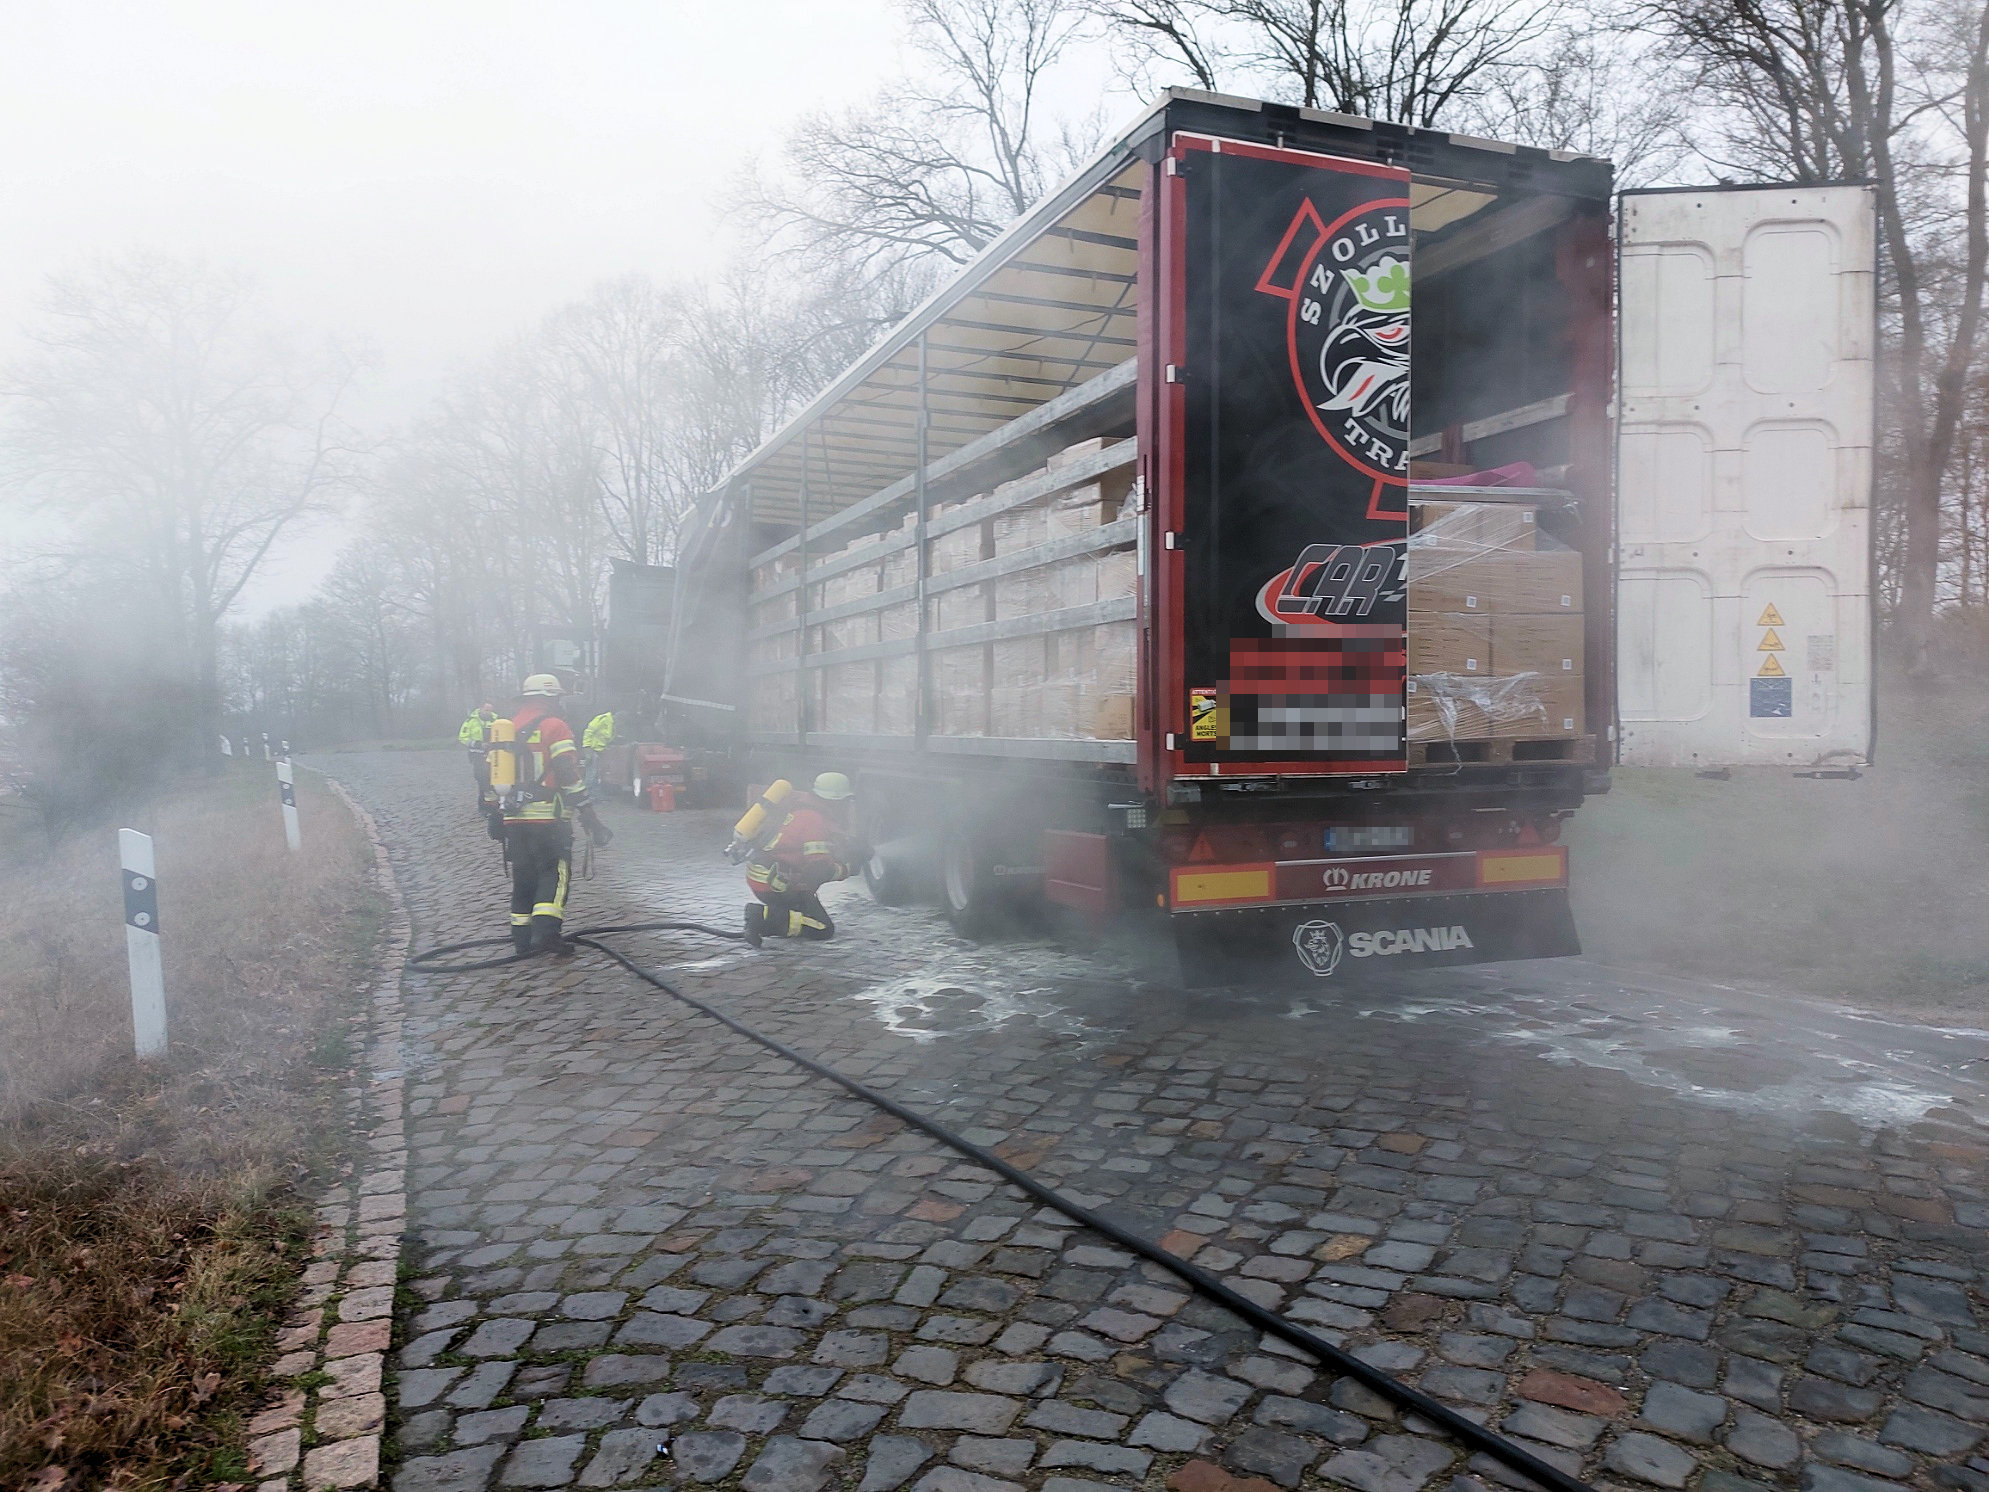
1,1,906,407
0,1,1137,606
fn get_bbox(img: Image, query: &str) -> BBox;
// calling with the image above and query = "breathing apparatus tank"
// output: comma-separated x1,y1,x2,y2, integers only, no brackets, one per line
485,718,518,809
726,779,794,863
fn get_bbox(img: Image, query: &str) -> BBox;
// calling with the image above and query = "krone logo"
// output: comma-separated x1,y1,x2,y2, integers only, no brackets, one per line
1256,194,1412,515
1322,866,1351,890
1292,919,1346,978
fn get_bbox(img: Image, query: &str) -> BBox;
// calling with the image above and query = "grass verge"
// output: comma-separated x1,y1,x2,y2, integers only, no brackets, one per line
0,763,382,1489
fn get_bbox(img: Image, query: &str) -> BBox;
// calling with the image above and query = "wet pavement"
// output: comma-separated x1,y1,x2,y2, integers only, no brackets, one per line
310,749,1989,1492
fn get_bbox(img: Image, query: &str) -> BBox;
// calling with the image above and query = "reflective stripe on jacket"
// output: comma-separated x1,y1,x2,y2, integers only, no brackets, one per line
743,798,852,894
501,706,580,824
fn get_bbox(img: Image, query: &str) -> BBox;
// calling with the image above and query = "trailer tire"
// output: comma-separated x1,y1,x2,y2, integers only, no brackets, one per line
863,847,916,906
941,830,998,938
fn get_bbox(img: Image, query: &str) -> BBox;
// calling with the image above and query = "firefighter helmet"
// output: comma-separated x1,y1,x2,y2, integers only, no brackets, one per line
521,673,564,697
812,771,853,801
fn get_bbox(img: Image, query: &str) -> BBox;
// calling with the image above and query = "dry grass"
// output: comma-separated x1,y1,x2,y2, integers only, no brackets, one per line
0,764,381,1489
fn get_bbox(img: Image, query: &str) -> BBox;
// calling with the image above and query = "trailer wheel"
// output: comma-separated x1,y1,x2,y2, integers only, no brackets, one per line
941,830,998,938
862,847,915,906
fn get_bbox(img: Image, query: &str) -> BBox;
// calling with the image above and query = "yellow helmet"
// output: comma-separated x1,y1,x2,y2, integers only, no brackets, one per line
521,673,564,698
812,771,853,801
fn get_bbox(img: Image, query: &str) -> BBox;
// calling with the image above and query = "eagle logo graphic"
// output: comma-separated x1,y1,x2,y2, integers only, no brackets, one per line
1256,197,1412,520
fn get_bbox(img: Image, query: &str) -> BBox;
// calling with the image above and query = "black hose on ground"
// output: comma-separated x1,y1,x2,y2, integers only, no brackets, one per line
404,920,739,975
408,924,1593,1492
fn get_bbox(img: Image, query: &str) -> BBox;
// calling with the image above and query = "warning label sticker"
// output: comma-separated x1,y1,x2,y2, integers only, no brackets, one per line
1190,687,1220,742
1757,604,1785,627
1757,653,1786,677
1758,628,1785,651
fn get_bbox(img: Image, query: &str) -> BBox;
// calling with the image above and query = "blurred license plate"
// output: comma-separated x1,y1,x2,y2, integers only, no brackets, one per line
1326,825,1414,851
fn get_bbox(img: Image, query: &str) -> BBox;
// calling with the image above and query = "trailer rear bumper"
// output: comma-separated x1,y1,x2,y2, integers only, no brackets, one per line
1172,887,1579,985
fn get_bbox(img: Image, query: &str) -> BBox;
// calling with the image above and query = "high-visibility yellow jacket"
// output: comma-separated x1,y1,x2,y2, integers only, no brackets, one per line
583,712,614,751
459,712,491,745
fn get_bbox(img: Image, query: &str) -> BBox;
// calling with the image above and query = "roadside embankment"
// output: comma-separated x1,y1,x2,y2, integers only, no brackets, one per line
0,762,383,1489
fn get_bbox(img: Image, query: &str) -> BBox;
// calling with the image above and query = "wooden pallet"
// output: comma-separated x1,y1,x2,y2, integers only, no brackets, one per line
1408,733,1598,769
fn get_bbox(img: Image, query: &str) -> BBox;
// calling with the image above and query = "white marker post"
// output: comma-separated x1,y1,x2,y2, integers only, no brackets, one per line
220,734,233,758
277,758,302,853
261,731,272,762
119,828,167,1058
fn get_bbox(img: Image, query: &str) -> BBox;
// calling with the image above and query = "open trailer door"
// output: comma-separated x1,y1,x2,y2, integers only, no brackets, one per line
1154,133,1414,789
1615,184,1877,769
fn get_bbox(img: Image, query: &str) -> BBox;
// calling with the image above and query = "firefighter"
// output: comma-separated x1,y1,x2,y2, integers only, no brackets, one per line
581,707,615,790
492,675,613,955
460,702,497,809
742,771,862,946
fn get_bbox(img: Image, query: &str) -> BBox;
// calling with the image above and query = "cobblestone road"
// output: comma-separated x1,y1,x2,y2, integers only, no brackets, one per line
314,751,1989,1492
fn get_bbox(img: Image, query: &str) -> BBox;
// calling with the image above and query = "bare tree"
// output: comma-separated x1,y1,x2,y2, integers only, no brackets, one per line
0,254,360,751
1459,22,1691,180
750,0,1101,276
1093,0,1563,126
1637,0,1989,669
550,277,679,568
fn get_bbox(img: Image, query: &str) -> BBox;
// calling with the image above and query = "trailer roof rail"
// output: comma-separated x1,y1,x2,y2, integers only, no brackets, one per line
714,91,1612,537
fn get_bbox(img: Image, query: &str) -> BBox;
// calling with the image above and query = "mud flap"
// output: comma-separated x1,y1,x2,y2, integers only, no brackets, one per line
1172,889,1580,988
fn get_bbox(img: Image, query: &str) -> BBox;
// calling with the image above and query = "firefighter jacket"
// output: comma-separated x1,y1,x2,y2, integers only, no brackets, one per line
582,712,615,751
500,705,585,825
459,712,492,745
744,797,856,897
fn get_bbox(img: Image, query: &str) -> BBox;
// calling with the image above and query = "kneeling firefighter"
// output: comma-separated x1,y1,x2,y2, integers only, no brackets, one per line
485,674,614,954
732,772,862,946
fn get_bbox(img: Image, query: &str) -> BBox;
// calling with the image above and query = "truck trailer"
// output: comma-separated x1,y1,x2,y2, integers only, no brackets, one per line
662,90,1876,984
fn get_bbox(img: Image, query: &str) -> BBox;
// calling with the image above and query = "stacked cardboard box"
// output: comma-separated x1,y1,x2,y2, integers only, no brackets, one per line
745,437,1137,742
1406,500,1584,743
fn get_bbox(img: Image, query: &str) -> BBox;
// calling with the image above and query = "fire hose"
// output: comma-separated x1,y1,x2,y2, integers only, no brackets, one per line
407,924,1593,1492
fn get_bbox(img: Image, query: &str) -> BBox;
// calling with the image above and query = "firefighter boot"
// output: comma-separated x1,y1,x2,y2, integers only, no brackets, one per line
510,920,533,956
531,913,570,957
743,903,765,948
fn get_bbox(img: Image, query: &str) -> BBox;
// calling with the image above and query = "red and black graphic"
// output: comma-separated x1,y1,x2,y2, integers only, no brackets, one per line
1169,135,1410,770
1255,198,1412,520
1256,538,1408,634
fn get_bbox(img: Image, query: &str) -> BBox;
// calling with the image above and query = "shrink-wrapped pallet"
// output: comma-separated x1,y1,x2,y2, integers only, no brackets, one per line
820,662,875,736
877,654,918,736
990,636,1046,737
752,589,797,629
880,544,918,592
1094,547,1137,600
810,612,876,656
992,501,1048,556
749,668,798,735
928,520,984,574
1405,500,1585,745
930,644,987,736
929,582,987,634
879,600,919,642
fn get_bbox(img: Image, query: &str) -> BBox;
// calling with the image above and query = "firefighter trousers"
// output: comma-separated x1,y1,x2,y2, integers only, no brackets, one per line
506,820,573,953
750,888,835,941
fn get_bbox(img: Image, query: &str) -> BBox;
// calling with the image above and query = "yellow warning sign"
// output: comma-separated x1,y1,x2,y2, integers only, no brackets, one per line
1758,628,1785,651
1757,604,1784,627
1757,653,1786,677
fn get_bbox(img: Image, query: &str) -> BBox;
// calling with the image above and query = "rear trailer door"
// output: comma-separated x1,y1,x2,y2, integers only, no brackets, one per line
1615,184,1877,768
1155,135,1411,786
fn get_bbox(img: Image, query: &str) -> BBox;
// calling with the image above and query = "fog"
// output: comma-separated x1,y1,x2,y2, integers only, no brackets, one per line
0,0,902,400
